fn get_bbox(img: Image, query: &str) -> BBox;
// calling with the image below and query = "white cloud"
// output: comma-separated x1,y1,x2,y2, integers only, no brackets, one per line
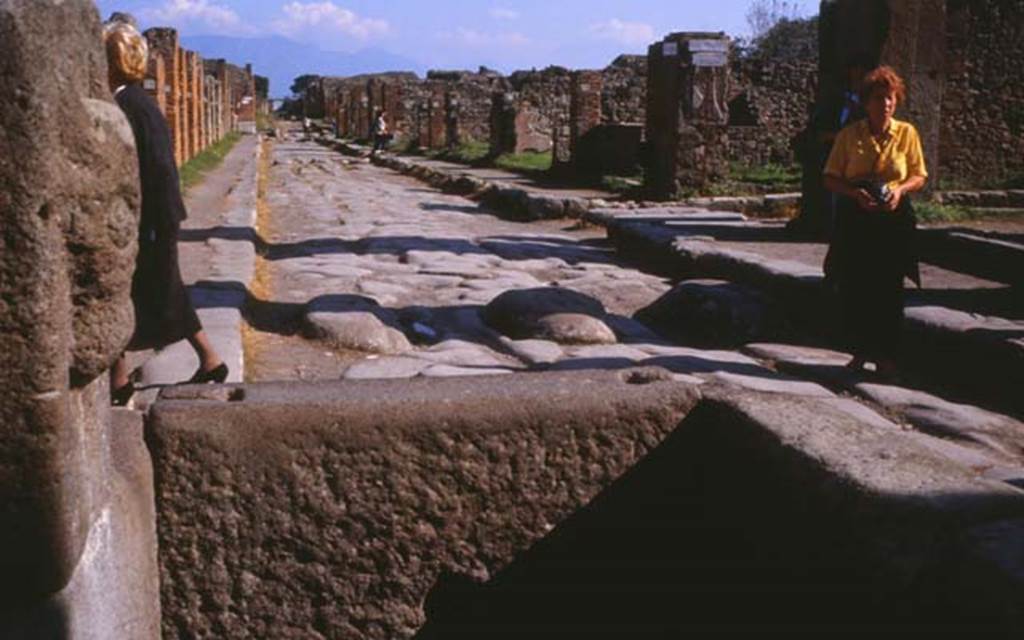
140,0,244,31
588,18,656,46
437,27,530,48
273,2,391,41
489,7,520,20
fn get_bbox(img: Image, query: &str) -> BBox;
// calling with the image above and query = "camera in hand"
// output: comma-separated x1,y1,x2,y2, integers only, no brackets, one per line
855,180,891,204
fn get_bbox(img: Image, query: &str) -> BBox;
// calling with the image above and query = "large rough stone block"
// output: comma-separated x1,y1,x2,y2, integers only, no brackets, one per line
1,0,140,598
149,375,1024,637
0,3,157,638
636,279,790,347
147,370,701,639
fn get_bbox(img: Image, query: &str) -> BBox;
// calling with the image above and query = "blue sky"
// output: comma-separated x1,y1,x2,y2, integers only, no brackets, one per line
96,0,819,72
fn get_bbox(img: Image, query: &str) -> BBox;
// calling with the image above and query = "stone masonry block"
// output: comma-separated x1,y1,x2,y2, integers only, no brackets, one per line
1,2,159,638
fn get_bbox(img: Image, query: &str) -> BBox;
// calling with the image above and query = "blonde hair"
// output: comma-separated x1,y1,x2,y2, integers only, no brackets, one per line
103,21,148,83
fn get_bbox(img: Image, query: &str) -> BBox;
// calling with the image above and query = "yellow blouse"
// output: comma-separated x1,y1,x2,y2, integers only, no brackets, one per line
824,118,928,191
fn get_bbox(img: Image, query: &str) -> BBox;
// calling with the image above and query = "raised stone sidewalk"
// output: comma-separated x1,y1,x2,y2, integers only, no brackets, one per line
131,135,261,407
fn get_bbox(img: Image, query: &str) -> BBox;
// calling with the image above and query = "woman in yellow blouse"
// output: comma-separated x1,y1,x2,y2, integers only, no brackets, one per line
823,66,927,376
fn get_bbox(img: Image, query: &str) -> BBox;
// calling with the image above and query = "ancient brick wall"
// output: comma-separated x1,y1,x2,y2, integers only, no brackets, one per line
941,0,1024,187
320,73,419,141
144,29,258,162
487,67,572,155
727,56,818,165
426,70,507,147
224,63,257,133
601,55,647,125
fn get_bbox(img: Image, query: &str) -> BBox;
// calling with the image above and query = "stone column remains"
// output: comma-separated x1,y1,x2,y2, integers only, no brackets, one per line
489,91,517,156
426,85,446,149
569,70,604,173
445,90,461,148
644,32,731,199
192,52,204,154
0,1,160,637
175,46,188,161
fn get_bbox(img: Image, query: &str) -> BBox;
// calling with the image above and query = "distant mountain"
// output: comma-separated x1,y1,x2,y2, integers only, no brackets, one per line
181,35,427,98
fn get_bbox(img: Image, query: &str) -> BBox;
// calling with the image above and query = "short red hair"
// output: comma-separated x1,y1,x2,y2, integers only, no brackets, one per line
860,65,906,105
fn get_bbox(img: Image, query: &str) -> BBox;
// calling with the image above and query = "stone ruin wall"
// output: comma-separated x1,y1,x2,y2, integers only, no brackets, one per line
501,67,574,154
728,56,819,166
324,73,421,142
427,70,507,147
144,27,260,165
941,0,1024,188
311,2,1021,188
321,61,649,159
601,55,648,125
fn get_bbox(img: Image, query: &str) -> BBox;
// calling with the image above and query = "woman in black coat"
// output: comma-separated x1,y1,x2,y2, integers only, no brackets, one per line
104,21,227,405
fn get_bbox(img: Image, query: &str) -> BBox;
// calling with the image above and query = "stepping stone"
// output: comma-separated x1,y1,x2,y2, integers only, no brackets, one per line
482,287,617,345
637,279,789,348
303,295,412,355
534,313,617,345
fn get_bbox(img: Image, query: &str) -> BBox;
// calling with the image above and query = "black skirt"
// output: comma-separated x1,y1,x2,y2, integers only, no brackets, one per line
129,222,202,350
824,196,919,360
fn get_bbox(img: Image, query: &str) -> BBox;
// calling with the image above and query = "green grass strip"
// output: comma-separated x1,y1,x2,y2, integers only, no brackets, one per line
494,150,552,174
180,131,242,192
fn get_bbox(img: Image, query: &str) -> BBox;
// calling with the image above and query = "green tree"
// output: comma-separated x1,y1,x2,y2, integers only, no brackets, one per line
289,74,320,98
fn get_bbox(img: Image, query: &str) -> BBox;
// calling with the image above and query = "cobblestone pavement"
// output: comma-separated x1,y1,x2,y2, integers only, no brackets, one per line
246,132,833,395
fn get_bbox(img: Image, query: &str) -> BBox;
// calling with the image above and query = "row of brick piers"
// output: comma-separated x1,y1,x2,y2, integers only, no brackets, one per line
141,27,267,167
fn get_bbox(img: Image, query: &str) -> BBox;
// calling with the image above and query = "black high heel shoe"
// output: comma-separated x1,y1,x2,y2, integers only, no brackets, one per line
111,382,135,407
188,363,229,384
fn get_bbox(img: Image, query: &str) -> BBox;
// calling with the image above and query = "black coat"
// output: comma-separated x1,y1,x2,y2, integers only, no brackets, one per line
115,83,201,349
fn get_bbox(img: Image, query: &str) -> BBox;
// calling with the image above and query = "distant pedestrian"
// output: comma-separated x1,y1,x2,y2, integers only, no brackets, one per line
822,65,927,378
372,110,390,154
103,20,228,405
